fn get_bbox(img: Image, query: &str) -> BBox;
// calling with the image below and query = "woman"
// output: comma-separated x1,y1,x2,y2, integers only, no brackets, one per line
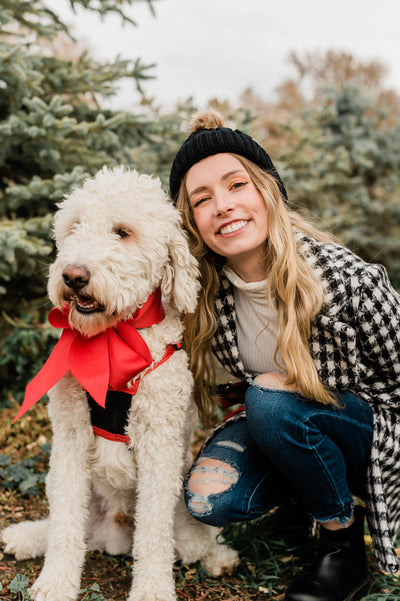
169,110,400,601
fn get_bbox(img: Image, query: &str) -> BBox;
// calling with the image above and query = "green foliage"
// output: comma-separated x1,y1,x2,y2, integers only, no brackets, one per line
80,583,107,601
278,86,400,285
0,215,53,300
0,312,60,406
0,444,50,496
8,574,30,599
0,0,158,404
68,0,156,24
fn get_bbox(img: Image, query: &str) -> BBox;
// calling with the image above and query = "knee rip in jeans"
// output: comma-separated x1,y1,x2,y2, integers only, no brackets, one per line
187,457,239,515
254,372,296,392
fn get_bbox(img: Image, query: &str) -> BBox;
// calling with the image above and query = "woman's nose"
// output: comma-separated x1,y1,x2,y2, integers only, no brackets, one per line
214,192,233,215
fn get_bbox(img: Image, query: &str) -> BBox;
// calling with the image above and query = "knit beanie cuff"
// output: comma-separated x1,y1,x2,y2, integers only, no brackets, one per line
169,126,288,203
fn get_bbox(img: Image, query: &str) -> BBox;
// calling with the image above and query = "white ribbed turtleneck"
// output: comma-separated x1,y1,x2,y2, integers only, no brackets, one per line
223,265,285,376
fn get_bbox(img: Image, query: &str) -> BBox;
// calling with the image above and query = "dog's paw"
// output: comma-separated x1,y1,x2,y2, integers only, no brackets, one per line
127,581,176,601
127,594,176,601
1,521,47,560
29,571,79,601
201,543,240,577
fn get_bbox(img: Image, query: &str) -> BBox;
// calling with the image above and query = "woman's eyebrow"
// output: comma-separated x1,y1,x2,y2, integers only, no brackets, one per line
188,169,247,200
188,185,208,200
221,169,247,181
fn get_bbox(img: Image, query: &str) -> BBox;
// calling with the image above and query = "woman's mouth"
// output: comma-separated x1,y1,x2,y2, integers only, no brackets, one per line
218,220,250,236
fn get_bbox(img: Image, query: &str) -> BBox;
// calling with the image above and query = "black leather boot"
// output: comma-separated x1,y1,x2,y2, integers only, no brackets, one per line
285,505,370,601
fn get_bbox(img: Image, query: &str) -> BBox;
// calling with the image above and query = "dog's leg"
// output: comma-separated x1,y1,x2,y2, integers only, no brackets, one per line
126,379,188,601
29,378,93,601
173,494,239,576
128,435,181,601
172,422,239,576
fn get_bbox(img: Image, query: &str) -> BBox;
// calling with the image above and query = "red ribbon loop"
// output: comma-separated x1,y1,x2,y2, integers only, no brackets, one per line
14,289,165,422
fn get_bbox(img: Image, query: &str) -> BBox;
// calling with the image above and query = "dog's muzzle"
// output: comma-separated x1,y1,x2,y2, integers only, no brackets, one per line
62,264,104,313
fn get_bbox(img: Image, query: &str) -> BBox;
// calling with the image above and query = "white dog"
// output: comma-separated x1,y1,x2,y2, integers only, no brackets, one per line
1,167,238,601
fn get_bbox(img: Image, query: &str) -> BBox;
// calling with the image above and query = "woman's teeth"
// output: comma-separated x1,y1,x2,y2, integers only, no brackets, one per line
219,220,249,235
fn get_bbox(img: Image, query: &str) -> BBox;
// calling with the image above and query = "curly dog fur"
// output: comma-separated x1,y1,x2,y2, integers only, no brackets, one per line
1,167,238,601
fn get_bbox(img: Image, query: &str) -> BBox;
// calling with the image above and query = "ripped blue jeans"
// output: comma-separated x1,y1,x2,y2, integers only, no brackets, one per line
184,383,374,527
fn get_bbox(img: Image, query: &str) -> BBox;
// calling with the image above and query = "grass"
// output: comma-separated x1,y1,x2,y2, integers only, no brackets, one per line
1,402,400,601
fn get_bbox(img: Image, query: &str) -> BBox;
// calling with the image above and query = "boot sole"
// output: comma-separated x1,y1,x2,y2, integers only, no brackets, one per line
343,577,370,601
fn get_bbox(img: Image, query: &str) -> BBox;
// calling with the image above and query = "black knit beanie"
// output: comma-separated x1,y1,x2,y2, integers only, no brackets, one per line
169,126,288,203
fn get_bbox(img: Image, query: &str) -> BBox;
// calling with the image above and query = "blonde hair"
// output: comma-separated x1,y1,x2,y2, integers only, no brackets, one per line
176,112,337,424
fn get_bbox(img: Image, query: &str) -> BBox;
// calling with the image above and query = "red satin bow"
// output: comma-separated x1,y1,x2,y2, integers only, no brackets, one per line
14,289,165,422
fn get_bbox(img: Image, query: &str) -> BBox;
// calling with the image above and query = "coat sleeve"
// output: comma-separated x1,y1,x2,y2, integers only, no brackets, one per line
356,263,400,383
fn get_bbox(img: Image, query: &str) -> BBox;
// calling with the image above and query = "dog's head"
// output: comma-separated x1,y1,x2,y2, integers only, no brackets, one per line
48,166,200,337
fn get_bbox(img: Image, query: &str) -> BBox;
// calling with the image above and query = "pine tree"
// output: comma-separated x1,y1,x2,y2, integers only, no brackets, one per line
280,86,400,286
0,0,159,405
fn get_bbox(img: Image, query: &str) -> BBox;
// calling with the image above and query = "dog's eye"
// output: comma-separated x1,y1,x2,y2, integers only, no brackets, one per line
115,228,130,239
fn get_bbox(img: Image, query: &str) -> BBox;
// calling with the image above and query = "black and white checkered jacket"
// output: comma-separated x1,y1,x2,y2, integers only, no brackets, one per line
211,232,400,573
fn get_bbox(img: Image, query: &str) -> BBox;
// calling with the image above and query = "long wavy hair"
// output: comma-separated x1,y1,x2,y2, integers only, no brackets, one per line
176,154,337,425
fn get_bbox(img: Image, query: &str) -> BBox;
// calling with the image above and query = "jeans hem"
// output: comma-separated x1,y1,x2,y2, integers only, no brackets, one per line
309,501,355,527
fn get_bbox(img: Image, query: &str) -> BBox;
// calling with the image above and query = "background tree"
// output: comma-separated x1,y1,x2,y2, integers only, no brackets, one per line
0,0,159,405
241,50,400,286
2,25,400,408
281,86,400,285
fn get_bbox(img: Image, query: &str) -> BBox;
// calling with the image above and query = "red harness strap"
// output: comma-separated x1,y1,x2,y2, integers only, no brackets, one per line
92,426,131,444
115,342,182,395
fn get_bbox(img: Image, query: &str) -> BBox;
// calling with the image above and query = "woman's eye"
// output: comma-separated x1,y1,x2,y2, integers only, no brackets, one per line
231,181,247,190
193,197,209,208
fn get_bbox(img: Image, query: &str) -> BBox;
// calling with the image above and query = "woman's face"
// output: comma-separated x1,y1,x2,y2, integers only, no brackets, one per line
185,153,269,279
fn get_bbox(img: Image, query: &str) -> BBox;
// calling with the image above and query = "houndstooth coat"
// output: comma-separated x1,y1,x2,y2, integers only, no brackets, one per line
211,232,400,573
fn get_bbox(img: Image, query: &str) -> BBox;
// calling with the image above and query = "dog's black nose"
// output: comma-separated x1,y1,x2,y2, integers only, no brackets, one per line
62,264,90,291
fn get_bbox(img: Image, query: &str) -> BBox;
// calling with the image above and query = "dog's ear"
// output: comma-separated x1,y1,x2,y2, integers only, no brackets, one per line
161,225,200,314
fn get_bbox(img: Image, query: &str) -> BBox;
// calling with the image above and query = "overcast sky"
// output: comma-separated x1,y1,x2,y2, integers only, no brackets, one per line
55,0,400,110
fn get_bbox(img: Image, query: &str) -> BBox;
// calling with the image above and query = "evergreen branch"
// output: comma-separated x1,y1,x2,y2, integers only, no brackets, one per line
67,0,157,25
2,310,38,329
0,0,70,40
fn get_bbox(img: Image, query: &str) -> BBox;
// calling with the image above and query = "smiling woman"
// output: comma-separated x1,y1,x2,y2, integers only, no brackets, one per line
186,153,269,282
169,109,400,601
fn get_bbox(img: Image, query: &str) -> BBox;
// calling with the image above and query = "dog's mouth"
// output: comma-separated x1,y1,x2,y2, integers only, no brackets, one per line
71,293,105,314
